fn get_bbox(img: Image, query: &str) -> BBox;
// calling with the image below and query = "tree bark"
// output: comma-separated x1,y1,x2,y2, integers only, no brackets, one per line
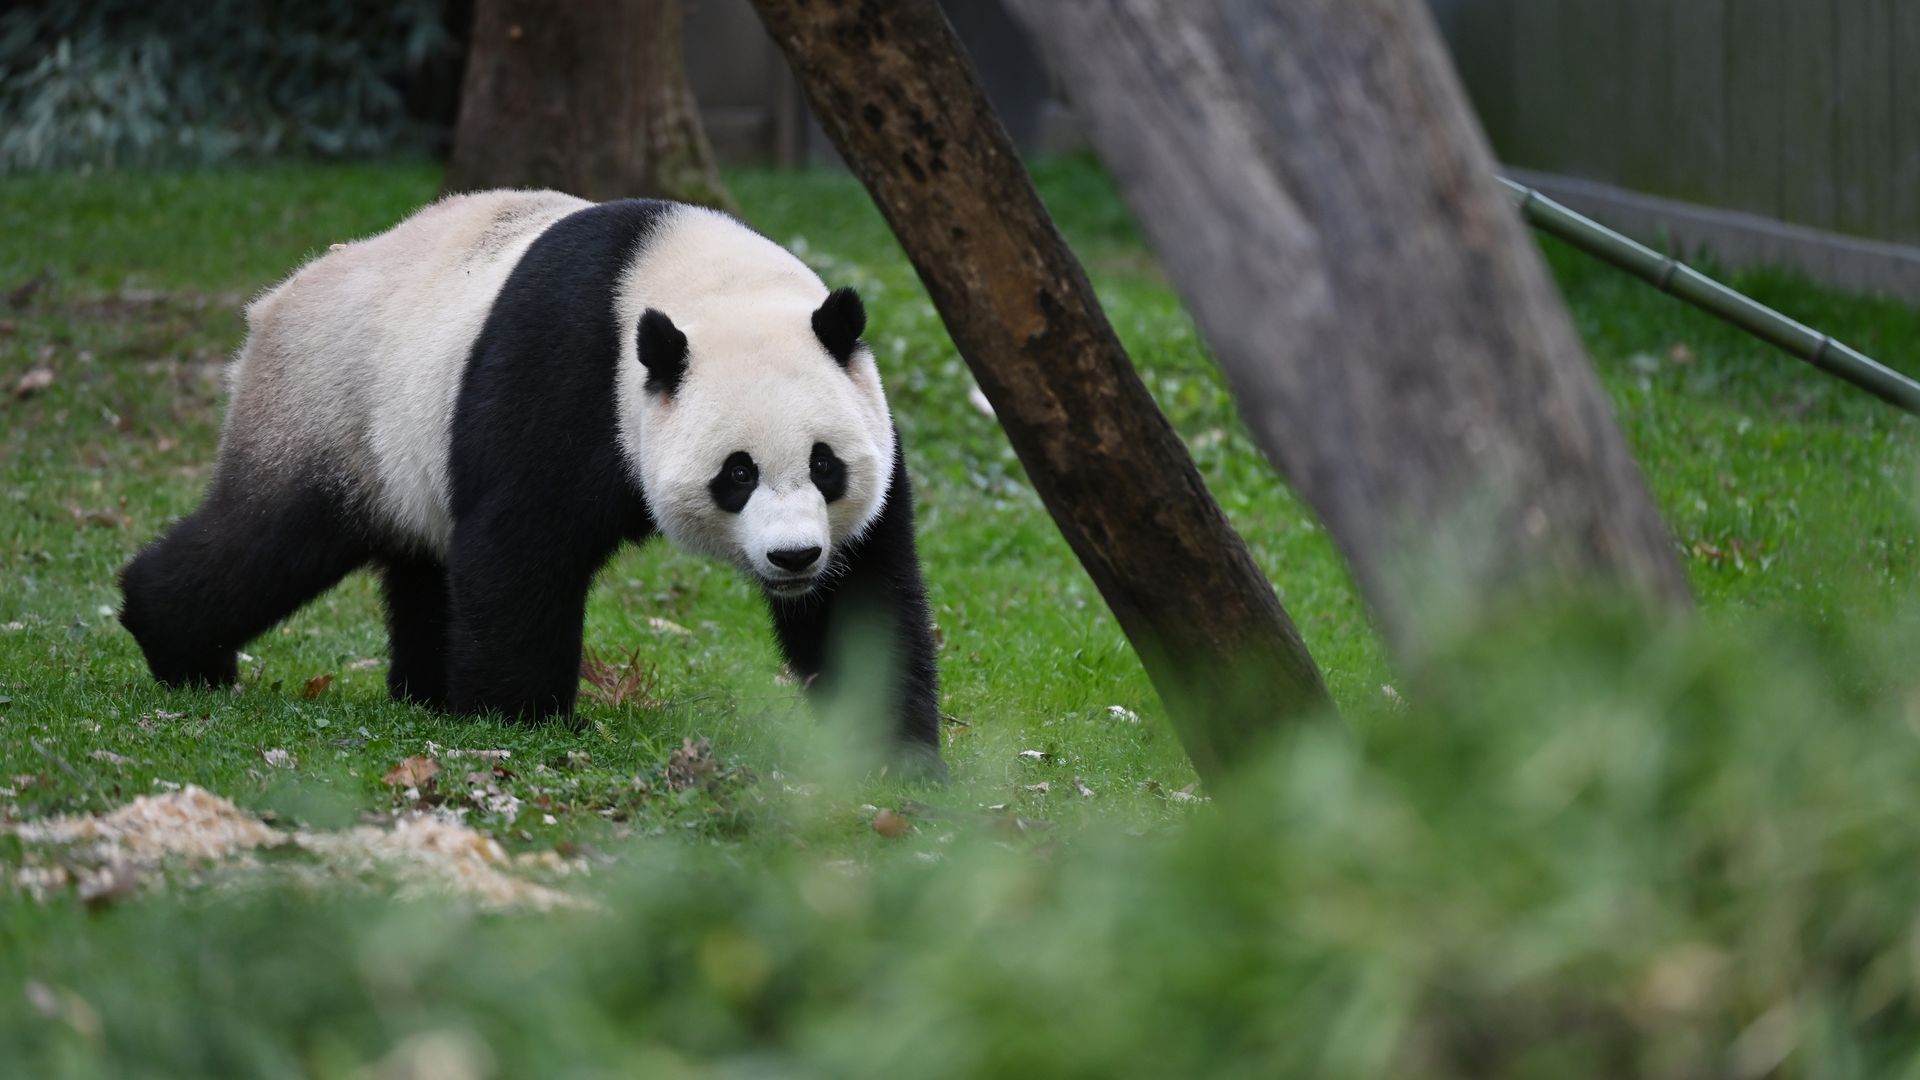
1007,0,1693,654
747,0,1334,780
444,0,733,210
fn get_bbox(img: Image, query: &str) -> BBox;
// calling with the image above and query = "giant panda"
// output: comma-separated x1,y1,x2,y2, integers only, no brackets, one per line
118,191,942,773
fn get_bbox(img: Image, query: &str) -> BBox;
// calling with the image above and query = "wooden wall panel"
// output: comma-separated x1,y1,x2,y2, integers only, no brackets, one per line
1555,0,1618,182
1449,0,1917,246
1441,0,1516,151
1892,4,1920,245
1666,0,1728,208
1507,0,1568,174
1835,0,1893,238
1778,0,1838,230
1721,0,1788,221
1615,0,1674,195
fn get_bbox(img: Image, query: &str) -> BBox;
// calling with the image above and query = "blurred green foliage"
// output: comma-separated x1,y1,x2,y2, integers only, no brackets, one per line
0,0,465,173
10,601,1920,1077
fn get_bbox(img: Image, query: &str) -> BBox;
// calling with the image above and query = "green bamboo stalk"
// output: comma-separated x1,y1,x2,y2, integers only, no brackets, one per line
1500,177,1920,416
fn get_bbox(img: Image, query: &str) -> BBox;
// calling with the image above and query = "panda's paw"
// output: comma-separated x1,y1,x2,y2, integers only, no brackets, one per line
884,743,949,785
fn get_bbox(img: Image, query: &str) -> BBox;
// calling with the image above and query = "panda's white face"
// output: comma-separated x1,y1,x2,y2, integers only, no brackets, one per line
611,207,896,597
637,351,893,596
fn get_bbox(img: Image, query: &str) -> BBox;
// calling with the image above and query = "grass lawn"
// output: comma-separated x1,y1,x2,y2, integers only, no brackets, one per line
4,158,1920,1076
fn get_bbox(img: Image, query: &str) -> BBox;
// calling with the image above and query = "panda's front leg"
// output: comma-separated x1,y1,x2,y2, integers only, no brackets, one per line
443,496,606,721
767,447,943,777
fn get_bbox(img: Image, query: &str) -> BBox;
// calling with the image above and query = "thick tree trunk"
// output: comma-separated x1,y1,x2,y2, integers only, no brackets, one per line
1008,0,1693,654
748,0,1333,780
444,0,732,209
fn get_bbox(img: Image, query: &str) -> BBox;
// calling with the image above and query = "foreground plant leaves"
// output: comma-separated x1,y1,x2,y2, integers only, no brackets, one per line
579,646,664,709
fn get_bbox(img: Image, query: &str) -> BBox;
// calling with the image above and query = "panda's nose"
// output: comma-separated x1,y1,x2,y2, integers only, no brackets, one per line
768,546,822,572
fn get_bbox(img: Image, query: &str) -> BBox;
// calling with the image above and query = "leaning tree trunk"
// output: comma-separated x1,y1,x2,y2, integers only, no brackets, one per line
748,0,1333,781
1008,0,1693,656
444,0,732,209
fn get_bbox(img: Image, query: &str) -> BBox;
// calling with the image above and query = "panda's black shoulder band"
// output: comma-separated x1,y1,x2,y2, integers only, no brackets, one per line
812,287,866,368
638,308,688,395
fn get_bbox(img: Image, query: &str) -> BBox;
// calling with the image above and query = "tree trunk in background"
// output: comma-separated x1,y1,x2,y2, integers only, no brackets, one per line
748,0,1334,782
444,0,732,210
1007,0,1692,656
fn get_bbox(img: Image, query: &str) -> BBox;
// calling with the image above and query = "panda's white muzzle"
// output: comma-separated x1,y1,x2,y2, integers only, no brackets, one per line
740,486,832,596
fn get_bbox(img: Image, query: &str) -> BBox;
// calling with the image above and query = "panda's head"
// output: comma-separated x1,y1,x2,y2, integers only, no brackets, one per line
628,286,896,597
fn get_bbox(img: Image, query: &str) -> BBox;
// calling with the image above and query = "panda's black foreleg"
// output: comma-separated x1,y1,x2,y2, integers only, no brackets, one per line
767,445,943,777
120,486,368,687
380,555,451,709
442,497,608,722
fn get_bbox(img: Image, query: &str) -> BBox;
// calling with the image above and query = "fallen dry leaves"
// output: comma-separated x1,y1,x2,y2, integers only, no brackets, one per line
1689,536,1769,571
301,673,334,699
665,737,718,792
1133,779,1207,804
11,366,53,399
383,755,442,788
375,740,749,833
432,745,511,763
871,808,911,838
66,503,129,530
990,814,1055,838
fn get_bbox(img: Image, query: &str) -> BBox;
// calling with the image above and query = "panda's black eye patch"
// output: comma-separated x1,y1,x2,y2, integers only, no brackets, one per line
810,442,846,503
709,451,758,513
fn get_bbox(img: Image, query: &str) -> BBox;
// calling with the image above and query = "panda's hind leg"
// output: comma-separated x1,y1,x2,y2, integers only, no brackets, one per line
380,555,451,709
119,485,369,687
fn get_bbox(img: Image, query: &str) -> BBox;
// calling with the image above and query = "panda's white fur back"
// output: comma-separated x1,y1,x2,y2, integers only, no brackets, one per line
231,189,589,553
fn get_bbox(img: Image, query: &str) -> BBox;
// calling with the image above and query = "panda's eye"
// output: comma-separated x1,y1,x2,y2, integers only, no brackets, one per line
708,451,758,513
809,442,846,503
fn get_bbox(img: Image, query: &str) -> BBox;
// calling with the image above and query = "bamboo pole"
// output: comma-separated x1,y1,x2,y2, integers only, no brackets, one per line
1502,178,1920,416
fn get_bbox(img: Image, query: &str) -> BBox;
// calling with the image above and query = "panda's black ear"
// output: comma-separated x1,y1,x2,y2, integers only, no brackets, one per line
812,287,866,368
638,308,689,396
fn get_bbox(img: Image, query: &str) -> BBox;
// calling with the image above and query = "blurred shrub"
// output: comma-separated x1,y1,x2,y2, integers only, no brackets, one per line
11,597,1920,1076
0,0,467,172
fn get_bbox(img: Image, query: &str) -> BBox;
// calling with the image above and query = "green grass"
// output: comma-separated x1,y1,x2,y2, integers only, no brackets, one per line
4,158,1920,1076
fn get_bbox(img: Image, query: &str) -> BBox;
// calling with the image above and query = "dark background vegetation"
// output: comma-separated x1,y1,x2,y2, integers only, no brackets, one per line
0,0,471,172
